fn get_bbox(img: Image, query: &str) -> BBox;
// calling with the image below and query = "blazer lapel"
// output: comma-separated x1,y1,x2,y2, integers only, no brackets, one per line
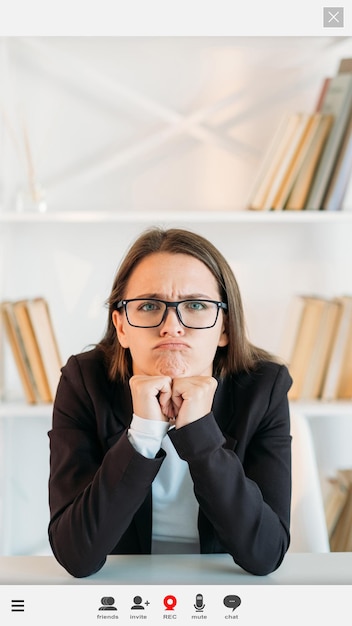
212,377,238,450
112,379,133,428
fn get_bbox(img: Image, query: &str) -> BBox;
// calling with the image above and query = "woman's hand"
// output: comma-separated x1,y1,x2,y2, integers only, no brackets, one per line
129,375,174,422
170,376,218,428
129,374,218,427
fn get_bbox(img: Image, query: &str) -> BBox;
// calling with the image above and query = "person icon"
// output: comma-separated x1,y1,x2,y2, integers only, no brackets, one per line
99,596,117,610
131,595,145,610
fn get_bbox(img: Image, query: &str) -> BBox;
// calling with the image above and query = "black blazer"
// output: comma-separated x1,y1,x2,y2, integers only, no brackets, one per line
48,347,292,578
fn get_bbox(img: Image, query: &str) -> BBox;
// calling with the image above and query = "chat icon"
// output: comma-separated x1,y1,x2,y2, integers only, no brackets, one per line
223,595,241,612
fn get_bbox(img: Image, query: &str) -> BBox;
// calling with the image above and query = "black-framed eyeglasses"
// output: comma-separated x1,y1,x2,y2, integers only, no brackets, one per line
116,298,228,329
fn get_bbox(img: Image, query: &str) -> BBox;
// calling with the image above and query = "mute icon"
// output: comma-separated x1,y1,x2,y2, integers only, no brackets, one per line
194,593,205,612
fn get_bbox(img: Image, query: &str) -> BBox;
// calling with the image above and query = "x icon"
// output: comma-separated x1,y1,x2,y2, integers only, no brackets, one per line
329,10,340,22
323,7,344,27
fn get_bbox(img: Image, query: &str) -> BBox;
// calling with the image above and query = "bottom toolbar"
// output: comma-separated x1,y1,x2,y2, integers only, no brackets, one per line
0,584,349,625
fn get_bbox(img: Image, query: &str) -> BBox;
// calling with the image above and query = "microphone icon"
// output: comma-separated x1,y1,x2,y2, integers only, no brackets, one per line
194,593,205,612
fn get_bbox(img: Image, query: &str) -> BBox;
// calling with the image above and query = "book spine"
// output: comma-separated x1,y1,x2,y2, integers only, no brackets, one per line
323,114,352,211
305,77,352,210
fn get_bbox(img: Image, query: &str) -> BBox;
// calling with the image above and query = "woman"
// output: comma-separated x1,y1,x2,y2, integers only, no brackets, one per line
48,227,292,578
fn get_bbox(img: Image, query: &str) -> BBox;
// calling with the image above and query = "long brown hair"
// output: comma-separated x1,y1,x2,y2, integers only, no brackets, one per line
98,227,273,380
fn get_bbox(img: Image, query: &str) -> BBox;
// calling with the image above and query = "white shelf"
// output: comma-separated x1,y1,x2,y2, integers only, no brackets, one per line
1,210,352,224
290,400,352,417
0,402,53,419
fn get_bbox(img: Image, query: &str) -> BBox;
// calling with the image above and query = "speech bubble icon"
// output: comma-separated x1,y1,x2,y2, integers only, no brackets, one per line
223,595,241,612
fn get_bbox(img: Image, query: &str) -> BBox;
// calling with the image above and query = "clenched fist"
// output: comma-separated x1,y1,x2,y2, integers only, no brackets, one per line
129,375,218,428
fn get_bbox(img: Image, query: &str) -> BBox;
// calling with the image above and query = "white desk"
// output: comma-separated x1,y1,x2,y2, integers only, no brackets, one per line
0,553,351,585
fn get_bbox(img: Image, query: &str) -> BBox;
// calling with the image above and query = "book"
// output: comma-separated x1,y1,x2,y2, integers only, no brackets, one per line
329,471,352,551
322,112,352,211
1,301,38,403
247,113,303,210
12,300,52,403
338,58,352,74
336,311,352,399
0,303,3,399
323,58,352,211
341,170,352,211
338,487,352,551
324,472,349,539
285,114,333,210
299,298,342,399
25,297,62,402
305,73,352,210
287,296,328,400
262,113,312,211
270,113,320,211
277,295,307,365
315,77,331,112
321,296,352,400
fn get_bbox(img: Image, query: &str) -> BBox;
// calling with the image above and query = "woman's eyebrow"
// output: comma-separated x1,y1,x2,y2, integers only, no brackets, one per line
131,293,215,300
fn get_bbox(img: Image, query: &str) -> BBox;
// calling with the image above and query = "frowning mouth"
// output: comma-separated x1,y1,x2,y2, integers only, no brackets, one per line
153,341,190,350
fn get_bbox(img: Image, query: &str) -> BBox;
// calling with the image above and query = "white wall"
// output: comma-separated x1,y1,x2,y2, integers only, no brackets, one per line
1,37,351,214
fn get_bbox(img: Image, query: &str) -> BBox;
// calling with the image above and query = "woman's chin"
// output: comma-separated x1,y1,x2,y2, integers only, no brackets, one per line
157,363,188,377
155,354,188,377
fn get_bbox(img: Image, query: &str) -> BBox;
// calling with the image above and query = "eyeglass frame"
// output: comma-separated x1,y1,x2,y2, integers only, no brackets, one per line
115,298,228,329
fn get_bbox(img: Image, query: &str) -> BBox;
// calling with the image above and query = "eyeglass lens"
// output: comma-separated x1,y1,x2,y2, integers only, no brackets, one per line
125,299,220,328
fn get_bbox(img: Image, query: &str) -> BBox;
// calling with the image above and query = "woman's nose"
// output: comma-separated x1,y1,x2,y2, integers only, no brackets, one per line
159,306,185,334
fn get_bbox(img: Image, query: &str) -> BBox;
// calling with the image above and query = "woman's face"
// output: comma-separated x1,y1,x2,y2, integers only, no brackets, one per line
112,252,228,378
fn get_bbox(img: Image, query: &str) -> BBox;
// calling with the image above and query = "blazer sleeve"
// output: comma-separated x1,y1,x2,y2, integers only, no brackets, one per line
48,355,164,578
168,364,292,576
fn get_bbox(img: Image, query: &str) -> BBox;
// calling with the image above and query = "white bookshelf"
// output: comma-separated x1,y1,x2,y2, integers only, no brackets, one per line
1,210,352,223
